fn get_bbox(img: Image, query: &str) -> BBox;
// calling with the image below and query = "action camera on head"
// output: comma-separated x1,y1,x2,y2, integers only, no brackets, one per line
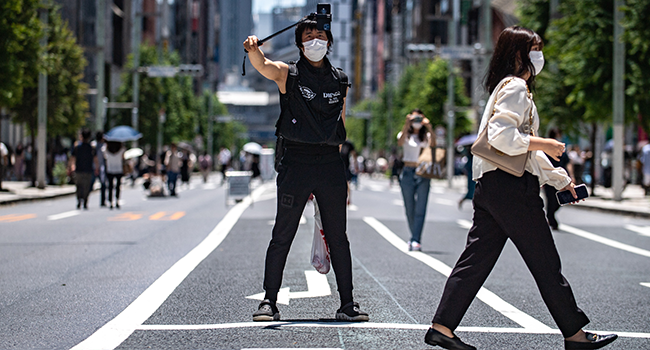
243,3,333,75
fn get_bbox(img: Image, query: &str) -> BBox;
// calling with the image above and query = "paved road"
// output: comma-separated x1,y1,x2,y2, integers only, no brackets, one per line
1,174,649,349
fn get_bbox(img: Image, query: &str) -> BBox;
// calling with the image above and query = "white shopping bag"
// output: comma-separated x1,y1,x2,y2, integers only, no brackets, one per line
311,198,331,274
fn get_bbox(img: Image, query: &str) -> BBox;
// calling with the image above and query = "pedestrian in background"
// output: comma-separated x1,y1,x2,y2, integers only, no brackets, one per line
568,145,585,185
425,26,617,350
397,108,435,252
457,145,475,209
13,143,24,181
94,132,107,207
105,141,125,209
340,139,358,204
218,147,231,185
639,142,650,195
198,151,212,183
69,129,98,210
244,14,368,322
180,149,191,188
543,128,570,230
164,143,181,196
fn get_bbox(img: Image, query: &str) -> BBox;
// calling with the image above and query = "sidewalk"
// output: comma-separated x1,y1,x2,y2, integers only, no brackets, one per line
0,181,77,205
434,177,650,218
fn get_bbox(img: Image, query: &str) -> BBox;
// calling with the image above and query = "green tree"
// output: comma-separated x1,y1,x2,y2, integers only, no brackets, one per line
196,90,246,155
518,0,648,136
0,0,41,108
114,45,199,147
349,58,471,153
11,5,88,138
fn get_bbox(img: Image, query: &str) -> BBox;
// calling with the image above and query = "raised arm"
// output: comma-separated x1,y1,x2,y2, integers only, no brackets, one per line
243,36,289,93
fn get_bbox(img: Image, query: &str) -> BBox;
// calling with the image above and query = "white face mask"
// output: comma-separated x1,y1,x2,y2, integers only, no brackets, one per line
302,39,328,62
411,122,422,129
529,50,545,75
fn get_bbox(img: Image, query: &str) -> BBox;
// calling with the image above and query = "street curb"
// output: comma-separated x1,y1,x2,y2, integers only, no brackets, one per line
573,202,650,218
0,189,77,206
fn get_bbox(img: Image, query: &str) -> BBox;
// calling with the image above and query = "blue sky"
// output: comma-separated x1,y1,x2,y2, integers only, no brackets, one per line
253,0,306,14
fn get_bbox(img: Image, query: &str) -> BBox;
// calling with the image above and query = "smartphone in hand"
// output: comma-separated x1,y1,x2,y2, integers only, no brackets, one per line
556,184,589,206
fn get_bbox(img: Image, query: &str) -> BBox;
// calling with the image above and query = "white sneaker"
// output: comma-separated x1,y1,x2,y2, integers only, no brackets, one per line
408,241,422,251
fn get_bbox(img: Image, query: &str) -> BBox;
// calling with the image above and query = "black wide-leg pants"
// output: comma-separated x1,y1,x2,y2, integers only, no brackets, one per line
432,169,590,338
263,149,353,305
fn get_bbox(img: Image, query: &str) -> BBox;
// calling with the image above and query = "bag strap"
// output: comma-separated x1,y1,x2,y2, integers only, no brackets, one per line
332,67,350,99
286,61,299,95
487,78,533,136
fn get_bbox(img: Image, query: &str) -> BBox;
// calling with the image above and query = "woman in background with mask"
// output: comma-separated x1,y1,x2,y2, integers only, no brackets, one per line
422,26,617,350
244,15,368,323
397,109,435,251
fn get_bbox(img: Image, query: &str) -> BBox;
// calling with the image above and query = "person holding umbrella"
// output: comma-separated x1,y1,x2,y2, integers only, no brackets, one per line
104,141,126,209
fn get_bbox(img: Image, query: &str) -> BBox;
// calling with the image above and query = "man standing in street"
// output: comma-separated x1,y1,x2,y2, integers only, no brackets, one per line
243,14,368,322
69,129,99,209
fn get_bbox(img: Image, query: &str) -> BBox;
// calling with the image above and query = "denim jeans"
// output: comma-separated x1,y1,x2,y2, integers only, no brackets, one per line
167,171,178,195
399,166,431,243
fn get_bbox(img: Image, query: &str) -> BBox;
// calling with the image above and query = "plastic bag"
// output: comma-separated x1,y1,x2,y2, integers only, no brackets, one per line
311,198,331,274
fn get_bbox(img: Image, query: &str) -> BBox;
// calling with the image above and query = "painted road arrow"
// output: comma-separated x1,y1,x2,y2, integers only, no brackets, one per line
246,270,331,305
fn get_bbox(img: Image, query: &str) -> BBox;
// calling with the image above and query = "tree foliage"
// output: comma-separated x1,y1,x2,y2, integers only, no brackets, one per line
114,44,237,152
349,58,471,152
10,4,88,138
0,0,42,108
517,0,650,136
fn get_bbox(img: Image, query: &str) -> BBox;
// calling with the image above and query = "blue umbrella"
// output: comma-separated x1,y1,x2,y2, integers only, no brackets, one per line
104,126,143,142
455,133,477,147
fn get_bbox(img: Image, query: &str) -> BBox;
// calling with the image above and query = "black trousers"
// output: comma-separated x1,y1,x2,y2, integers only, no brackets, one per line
107,173,123,203
433,170,589,338
263,149,353,305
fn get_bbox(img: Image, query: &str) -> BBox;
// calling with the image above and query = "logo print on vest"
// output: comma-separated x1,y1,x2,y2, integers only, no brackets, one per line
299,85,316,101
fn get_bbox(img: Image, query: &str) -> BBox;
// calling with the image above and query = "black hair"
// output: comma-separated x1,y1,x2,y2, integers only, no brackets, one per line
107,141,122,154
408,109,428,142
81,129,91,141
295,16,334,57
485,26,544,94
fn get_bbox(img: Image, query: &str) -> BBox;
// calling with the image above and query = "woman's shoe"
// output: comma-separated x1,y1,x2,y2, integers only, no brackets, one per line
564,332,617,349
424,327,476,350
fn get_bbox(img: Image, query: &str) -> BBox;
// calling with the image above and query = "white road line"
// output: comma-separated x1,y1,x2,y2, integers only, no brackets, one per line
246,270,331,305
641,282,650,289
47,210,80,221
135,322,650,339
244,348,342,350
392,199,404,206
71,182,275,350
347,204,358,211
559,224,650,258
363,216,553,332
625,224,650,237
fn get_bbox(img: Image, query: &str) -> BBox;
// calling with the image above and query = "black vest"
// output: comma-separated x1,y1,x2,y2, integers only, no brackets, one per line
275,58,349,146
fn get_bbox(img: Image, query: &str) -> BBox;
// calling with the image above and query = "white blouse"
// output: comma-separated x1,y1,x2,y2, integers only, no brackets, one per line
397,131,430,163
105,148,125,175
472,76,571,190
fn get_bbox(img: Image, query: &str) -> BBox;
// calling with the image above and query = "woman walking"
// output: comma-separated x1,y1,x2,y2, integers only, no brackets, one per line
424,26,617,350
105,141,125,209
397,109,435,251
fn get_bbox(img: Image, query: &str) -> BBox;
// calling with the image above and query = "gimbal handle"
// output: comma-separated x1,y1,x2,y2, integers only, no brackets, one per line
242,15,314,76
